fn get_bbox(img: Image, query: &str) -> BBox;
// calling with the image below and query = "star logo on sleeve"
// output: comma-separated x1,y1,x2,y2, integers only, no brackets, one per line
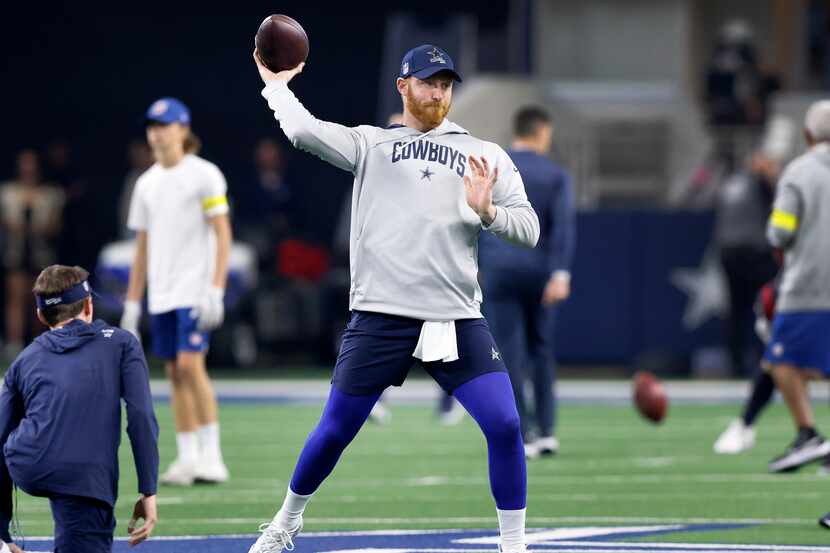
420,167,434,181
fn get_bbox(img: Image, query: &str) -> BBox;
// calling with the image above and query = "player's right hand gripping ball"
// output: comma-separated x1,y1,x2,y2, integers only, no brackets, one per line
255,14,309,72
633,371,668,424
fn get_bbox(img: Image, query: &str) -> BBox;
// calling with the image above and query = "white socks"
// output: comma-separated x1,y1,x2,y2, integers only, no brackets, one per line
497,508,526,552
177,423,223,465
276,487,313,529
176,431,199,464
198,422,223,462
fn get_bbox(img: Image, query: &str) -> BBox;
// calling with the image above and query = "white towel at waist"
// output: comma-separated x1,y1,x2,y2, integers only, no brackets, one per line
412,321,459,363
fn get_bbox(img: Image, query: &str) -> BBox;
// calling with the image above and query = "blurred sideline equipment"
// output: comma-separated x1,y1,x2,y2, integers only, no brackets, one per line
255,15,309,73
633,371,668,424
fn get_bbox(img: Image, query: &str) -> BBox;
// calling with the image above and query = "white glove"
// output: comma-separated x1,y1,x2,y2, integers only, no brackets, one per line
195,286,225,331
120,300,142,342
754,316,771,344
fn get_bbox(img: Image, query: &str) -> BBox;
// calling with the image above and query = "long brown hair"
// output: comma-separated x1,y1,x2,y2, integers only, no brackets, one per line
184,129,202,155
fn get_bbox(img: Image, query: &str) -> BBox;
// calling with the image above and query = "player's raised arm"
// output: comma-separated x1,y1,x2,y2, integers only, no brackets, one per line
254,51,366,174
473,148,540,248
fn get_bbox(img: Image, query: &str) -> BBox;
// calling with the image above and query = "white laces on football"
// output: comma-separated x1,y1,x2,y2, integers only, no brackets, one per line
255,523,295,552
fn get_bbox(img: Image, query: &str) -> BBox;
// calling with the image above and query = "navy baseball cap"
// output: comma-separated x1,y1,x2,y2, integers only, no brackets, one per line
399,44,462,82
145,97,191,125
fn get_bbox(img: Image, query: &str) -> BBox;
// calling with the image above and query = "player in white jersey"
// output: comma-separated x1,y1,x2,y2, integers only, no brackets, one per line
248,45,539,553
121,98,232,486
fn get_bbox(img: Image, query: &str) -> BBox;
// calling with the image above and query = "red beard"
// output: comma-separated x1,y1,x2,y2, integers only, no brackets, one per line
404,87,450,129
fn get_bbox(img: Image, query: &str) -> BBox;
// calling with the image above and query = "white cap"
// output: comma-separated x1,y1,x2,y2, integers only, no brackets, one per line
805,100,830,142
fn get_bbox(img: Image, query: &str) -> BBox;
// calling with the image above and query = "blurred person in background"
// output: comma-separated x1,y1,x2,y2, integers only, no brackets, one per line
479,107,576,459
714,116,794,377
121,97,232,486
679,20,781,210
119,140,155,238
762,100,830,476
705,20,766,129
705,18,781,135
0,150,64,358
712,117,795,453
234,138,297,269
44,140,95,271
713,280,778,454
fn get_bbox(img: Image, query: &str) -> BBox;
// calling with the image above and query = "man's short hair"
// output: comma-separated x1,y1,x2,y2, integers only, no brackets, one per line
33,265,90,326
514,106,552,138
805,100,830,143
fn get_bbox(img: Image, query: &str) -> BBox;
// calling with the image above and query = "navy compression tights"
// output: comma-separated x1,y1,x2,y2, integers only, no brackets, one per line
289,371,527,510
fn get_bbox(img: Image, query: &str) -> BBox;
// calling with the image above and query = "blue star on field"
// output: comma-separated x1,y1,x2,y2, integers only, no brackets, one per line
420,167,434,180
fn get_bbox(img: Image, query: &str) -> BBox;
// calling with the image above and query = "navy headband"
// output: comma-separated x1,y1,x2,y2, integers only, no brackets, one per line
35,281,91,310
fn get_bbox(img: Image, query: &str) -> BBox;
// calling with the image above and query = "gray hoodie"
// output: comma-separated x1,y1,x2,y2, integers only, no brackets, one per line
261,82,540,321
767,143,830,312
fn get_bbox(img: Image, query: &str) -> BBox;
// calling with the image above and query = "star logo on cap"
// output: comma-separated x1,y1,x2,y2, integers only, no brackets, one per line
150,100,168,116
420,167,434,180
402,61,409,75
491,347,500,361
429,47,446,64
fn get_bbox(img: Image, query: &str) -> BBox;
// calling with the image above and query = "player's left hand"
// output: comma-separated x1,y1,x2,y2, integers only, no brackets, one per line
194,286,225,332
7,542,24,553
464,156,498,225
127,494,157,546
542,275,570,305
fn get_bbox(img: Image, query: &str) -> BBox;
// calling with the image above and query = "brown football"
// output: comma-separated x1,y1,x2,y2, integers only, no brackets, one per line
255,14,309,73
633,371,668,424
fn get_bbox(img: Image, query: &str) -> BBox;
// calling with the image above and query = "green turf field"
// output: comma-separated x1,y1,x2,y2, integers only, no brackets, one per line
12,397,830,546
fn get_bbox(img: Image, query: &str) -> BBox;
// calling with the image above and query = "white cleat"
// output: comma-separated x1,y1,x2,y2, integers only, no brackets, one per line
713,419,756,454
248,517,303,553
524,442,540,460
534,436,560,456
195,459,230,483
160,459,198,486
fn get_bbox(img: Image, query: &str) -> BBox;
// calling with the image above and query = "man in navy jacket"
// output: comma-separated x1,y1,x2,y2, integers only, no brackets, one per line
479,106,576,459
0,264,159,552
